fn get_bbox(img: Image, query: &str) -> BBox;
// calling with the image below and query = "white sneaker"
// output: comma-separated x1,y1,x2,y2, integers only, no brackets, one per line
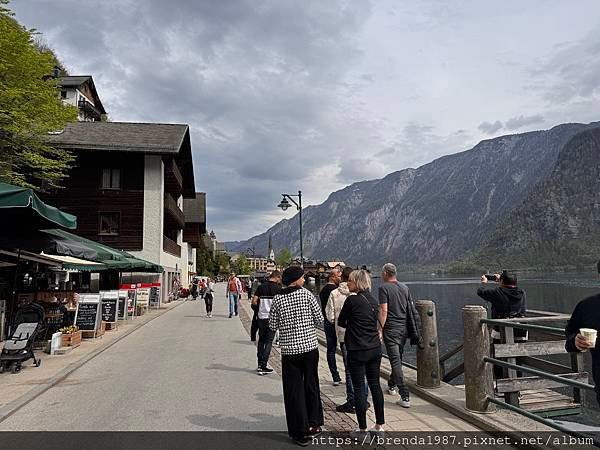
369,427,385,438
397,395,410,408
387,387,398,395
349,429,368,440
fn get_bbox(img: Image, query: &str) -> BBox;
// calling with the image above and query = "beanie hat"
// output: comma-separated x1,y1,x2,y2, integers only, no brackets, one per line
282,266,304,286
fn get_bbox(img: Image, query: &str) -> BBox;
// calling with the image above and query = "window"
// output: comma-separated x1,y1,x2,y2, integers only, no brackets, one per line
60,90,67,99
101,168,121,189
99,212,120,236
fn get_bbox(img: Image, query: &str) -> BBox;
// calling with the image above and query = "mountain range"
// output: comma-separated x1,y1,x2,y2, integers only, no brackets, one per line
227,121,600,270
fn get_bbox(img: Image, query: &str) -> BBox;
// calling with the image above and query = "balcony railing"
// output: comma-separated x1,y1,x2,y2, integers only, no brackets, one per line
163,235,181,257
164,193,185,229
77,98,102,121
164,158,183,195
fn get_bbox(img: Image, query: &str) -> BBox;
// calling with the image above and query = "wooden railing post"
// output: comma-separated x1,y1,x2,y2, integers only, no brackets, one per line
416,300,440,388
463,305,495,413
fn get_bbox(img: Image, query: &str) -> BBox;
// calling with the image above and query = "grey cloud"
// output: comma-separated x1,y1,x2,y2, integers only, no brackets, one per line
534,25,600,105
12,0,376,240
504,114,544,131
478,121,504,135
337,157,386,183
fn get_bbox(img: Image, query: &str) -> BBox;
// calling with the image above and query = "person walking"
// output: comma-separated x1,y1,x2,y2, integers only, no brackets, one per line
250,277,261,341
226,273,242,318
319,268,342,386
253,271,282,375
338,269,385,437
565,260,600,406
378,263,421,408
326,266,369,413
204,277,214,317
191,277,199,301
199,278,207,299
269,266,324,446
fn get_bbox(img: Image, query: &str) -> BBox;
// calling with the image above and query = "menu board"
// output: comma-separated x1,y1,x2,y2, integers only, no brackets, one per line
149,287,160,308
118,290,127,319
136,288,149,307
75,295,101,331
100,291,119,323
127,289,136,316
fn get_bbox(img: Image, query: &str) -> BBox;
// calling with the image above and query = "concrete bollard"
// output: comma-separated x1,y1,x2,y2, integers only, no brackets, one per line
416,300,440,388
463,305,495,413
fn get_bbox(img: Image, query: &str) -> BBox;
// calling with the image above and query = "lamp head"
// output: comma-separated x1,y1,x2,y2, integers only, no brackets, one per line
278,197,291,211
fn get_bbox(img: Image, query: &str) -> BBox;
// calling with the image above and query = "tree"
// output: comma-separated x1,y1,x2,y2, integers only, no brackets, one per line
215,252,230,276
0,1,78,191
195,240,215,276
275,248,292,268
233,254,251,275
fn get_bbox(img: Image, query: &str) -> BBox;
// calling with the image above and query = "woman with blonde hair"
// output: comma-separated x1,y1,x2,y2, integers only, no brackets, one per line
338,269,385,437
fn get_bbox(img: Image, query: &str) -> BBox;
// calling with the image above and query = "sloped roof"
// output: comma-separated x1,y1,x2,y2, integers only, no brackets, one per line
58,75,106,114
46,122,196,197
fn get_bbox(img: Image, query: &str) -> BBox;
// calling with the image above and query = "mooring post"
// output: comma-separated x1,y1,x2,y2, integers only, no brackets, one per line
463,305,495,413
416,299,440,388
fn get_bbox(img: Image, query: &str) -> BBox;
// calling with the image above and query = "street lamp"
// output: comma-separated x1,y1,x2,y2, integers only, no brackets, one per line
277,190,303,268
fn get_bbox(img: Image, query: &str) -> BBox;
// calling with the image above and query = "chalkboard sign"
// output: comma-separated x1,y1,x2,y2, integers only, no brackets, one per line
102,298,118,323
100,291,118,323
118,290,127,320
75,302,101,331
149,287,160,308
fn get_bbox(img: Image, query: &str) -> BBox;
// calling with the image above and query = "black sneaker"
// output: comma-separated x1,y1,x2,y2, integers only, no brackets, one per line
258,367,274,375
336,402,355,413
293,436,310,447
366,401,371,409
228,314,232,318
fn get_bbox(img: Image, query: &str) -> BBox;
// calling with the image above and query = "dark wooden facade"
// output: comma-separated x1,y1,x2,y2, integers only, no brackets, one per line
43,152,145,251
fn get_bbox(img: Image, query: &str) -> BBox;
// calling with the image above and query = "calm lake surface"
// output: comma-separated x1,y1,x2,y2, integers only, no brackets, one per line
311,271,600,421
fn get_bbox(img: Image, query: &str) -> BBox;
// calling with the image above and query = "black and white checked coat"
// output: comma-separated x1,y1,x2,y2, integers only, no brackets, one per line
268,286,323,356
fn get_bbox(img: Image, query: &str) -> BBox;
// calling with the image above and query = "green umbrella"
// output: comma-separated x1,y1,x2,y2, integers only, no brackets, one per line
0,183,77,230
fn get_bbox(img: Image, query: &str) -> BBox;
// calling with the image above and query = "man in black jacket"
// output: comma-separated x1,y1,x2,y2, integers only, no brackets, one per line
565,261,600,406
477,271,527,342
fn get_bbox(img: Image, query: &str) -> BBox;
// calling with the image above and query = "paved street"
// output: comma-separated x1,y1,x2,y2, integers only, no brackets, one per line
0,287,286,431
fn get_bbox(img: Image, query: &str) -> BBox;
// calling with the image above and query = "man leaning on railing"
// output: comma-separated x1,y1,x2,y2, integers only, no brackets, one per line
564,260,600,406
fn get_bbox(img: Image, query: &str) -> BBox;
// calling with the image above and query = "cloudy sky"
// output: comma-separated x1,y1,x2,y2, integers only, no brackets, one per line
11,0,600,241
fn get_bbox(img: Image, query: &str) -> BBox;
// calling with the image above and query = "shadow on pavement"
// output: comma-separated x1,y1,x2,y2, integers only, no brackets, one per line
205,363,255,374
254,393,284,404
186,412,286,433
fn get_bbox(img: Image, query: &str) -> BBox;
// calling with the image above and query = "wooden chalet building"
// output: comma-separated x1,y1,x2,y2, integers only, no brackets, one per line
44,121,203,300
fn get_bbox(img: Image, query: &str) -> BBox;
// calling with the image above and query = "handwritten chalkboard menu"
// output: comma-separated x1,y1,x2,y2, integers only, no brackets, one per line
101,291,118,323
75,296,101,331
136,288,149,307
118,290,127,319
149,287,160,308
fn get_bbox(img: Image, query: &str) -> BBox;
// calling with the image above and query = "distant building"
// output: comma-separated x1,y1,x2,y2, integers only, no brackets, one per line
204,231,227,258
58,75,106,122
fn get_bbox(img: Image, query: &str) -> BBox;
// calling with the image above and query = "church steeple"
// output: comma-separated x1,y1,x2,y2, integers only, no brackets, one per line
268,234,274,261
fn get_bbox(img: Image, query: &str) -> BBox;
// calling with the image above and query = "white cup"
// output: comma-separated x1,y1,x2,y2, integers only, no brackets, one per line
580,328,597,349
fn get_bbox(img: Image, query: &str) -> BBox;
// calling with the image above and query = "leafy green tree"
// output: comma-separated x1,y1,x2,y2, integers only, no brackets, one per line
215,252,230,276
233,254,251,275
0,1,78,190
195,240,215,276
275,248,292,267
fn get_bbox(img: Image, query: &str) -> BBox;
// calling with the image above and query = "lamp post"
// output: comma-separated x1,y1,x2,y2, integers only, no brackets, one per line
277,190,303,268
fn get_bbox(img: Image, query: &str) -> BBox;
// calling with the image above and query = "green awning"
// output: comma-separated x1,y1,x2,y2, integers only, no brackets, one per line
42,230,163,273
0,183,77,230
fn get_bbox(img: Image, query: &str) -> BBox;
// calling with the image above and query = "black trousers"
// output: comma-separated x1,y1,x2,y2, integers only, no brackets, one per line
347,347,385,430
257,319,274,368
281,348,324,439
250,308,259,341
204,294,213,314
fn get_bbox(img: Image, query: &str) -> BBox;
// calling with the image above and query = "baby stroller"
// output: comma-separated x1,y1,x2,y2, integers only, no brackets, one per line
0,303,44,374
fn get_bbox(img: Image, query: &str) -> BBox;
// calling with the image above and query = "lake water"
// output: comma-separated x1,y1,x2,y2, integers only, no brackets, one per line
310,272,600,422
